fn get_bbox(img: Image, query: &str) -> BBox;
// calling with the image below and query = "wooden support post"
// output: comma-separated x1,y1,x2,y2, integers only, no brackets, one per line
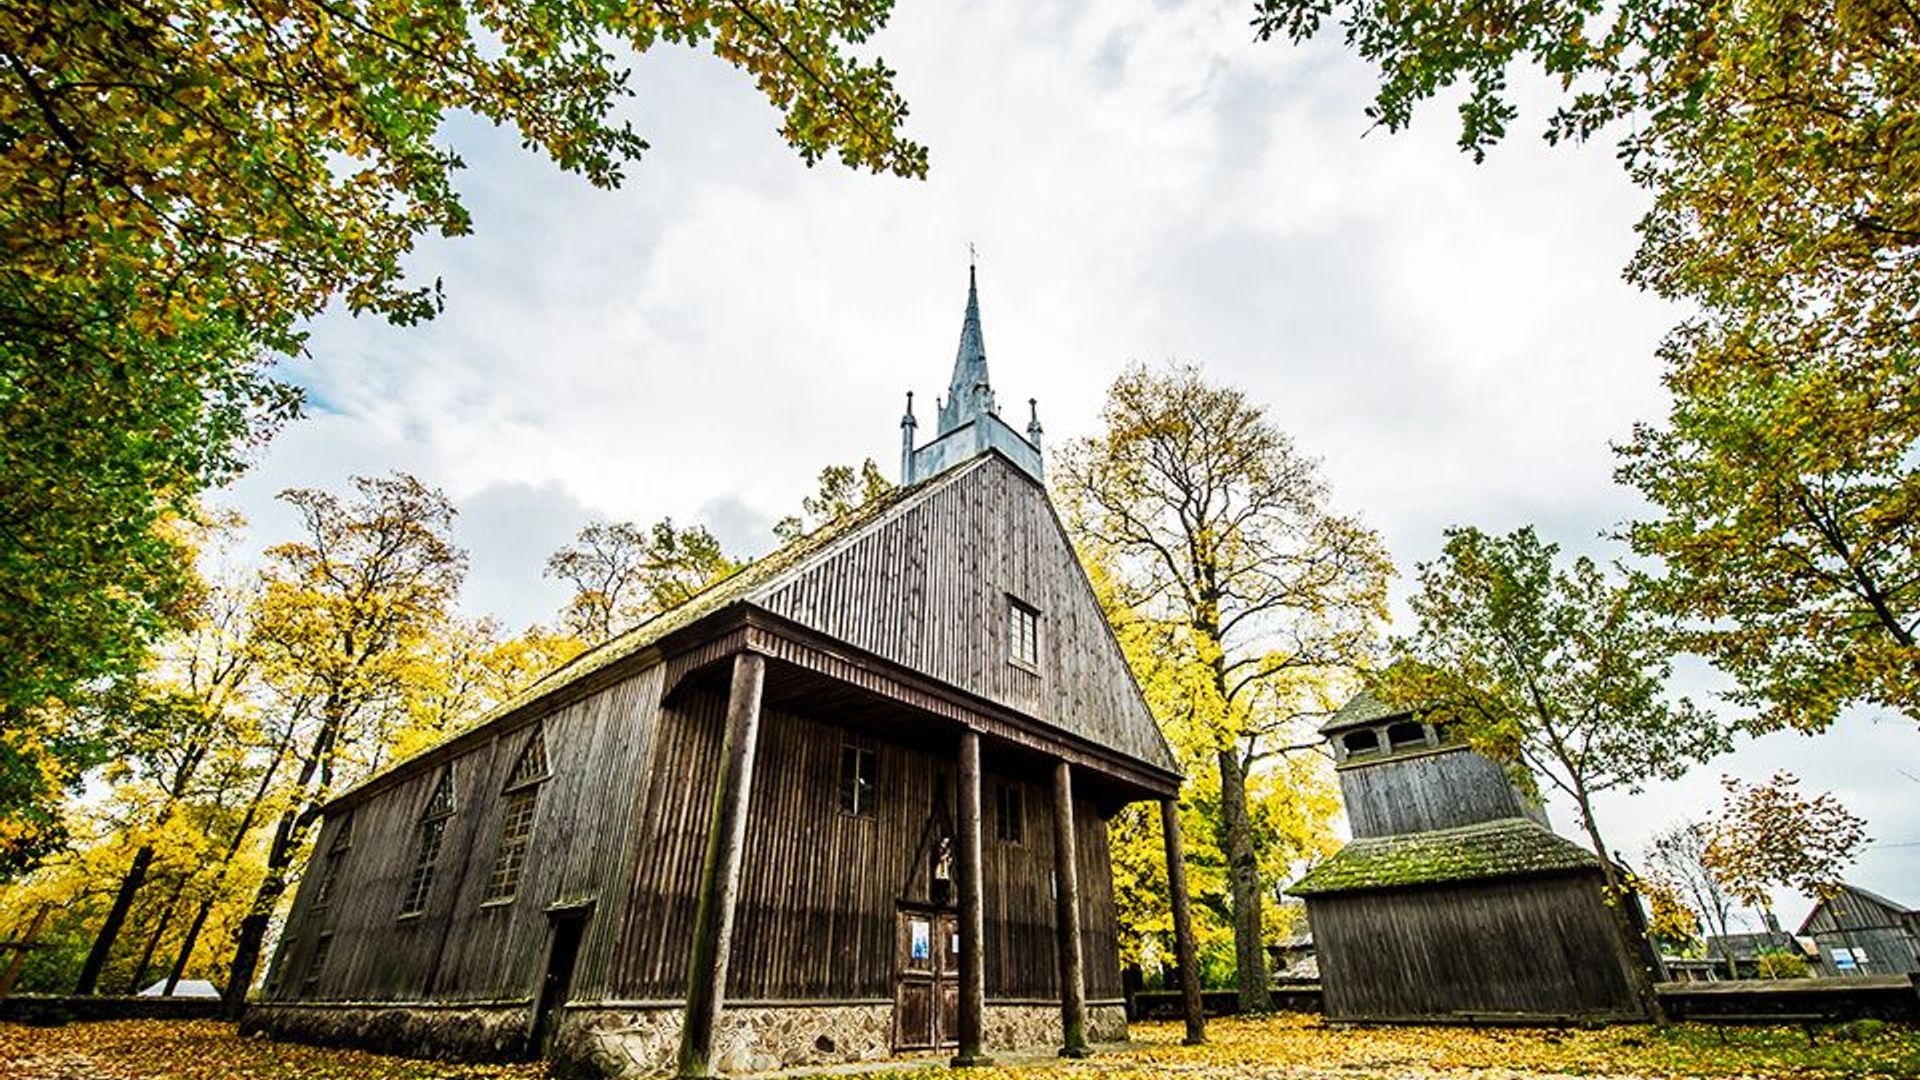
1051,761,1090,1057
676,652,767,1079
1161,797,1206,1046
951,730,993,1067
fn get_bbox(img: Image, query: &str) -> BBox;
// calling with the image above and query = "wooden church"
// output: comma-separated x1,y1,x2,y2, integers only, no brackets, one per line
246,270,1208,1076
1289,691,1653,1024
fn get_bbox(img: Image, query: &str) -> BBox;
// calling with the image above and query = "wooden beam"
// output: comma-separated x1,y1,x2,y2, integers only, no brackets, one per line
676,652,767,1078
1051,761,1089,1057
951,731,993,1067
1161,797,1206,1046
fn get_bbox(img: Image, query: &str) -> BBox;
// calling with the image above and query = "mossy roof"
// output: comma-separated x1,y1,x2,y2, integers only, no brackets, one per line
324,459,973,812
1286,818,1601,897
1320,689,1412,734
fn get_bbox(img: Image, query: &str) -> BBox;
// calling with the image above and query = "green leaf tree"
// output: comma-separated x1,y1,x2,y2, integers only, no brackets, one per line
1382,525,1728,1015
545,519,738,645
0,0,927,853
773,459,896,543
1251,0,1919,732
1059,363,1389,1010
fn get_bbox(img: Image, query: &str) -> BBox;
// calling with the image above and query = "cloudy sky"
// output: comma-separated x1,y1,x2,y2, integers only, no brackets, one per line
218,0,1916,926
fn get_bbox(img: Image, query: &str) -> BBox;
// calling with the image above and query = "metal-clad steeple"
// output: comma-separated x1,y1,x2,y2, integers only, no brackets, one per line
902,262,1044,486
937,263,996,434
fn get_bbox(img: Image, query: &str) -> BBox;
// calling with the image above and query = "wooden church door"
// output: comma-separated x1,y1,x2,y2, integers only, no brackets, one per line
893,909,959,1050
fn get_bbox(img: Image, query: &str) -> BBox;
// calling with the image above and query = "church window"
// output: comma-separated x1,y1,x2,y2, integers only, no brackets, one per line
995,782,1024,844
400,768,455,917
1008,598,1040,668
840,741,877,818
484,726,550,904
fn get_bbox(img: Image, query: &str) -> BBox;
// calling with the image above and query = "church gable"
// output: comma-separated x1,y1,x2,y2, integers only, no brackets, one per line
748,452,1176,774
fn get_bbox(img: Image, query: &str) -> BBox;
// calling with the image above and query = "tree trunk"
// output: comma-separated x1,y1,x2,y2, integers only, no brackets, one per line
1571,791,1666,1020
1215,748,1271,1011
74,843,156,994
171,722,294,995
126,875,188,994
221,806,303,1017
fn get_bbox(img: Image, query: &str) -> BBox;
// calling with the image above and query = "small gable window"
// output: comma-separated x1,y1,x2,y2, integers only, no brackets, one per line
484,726,550,904
311,814,354,915
839,740,877,818
1342,729,1380,757
1008,598,1040,668
995,782,1024,845
401,768,455,918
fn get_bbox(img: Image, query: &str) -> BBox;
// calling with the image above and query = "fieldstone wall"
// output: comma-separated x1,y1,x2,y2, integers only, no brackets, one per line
251,998,1130,1076
980,1002,1128,1052
240,1001,532,1062
554,1003,895,1077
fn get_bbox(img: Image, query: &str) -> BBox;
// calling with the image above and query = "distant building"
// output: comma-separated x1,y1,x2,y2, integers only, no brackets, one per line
1288,691,1654,1023
1698,930,1813,979
1798,884,1920,977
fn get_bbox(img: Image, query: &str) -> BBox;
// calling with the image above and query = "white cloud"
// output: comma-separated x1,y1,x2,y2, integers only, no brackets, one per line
219,0,1918,913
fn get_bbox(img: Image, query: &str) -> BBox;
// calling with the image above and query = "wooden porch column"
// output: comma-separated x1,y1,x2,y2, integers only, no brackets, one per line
1051,761,1090,1057
1160,797,1206,1045
951,730,993,1067
676,652,766,1079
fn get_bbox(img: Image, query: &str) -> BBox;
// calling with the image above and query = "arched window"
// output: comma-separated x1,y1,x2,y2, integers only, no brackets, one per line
1342,729,1380,756
484,725,550,904
1387,720,1429,751
400,768,455,917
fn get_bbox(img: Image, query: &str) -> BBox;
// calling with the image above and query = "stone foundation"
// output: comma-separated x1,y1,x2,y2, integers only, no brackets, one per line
241,1000,533,1062
250,998,1130,1076
559,1000,1130,1076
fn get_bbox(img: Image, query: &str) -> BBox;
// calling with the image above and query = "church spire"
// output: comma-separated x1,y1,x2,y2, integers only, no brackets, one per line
900,261,1044,486
938,263,995,433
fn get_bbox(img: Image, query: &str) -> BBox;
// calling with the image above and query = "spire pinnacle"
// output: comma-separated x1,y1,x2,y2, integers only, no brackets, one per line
939,264,994,433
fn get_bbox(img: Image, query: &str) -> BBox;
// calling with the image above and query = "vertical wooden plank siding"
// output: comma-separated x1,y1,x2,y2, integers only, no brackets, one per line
1312,874,1642,1021
272,678,1133,1011
754,455,1173,772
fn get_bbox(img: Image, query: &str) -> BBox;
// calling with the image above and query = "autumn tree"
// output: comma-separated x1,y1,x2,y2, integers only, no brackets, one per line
774,460,895,543
222,474,466,1013
1059,363,1389,1009
1644,821,1739,974
1634,872,1704,958
1251,0,1920,732
71,532,260,995
1704,772,1869,922
0,1,926,849
545,519,737,645
1382,525,1727,1013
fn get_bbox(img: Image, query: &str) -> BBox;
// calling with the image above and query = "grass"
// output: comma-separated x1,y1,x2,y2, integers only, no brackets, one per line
1,1013,1916,1078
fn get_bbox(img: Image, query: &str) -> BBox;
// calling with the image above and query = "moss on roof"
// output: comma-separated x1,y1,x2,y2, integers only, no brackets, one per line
1320,689,1412,735
1287,819,1600,896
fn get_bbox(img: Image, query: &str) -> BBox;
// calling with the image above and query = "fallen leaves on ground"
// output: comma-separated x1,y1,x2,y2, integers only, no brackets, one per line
0,1019,543,1080
1,1013,1916,1079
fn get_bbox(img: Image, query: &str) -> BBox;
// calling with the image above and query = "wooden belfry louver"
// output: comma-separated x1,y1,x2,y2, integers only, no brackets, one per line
249,267,1206,1077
